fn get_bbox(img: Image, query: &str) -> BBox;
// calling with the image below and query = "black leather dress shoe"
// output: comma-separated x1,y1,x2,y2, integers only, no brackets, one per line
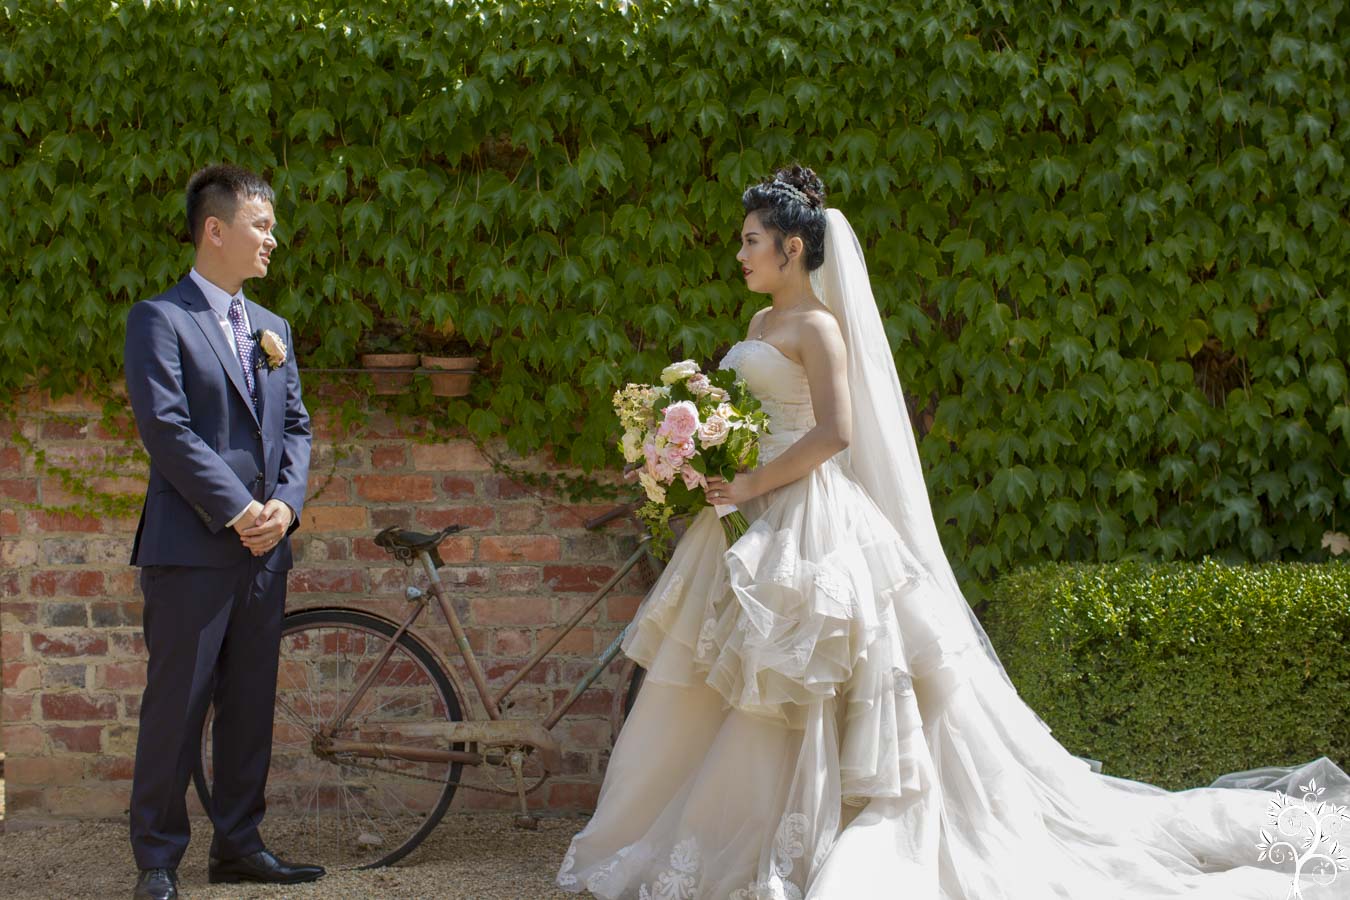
208,848,325,885
132,868,178,900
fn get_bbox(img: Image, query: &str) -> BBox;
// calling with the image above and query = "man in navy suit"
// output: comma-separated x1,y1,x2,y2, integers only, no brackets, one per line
123,165,322,900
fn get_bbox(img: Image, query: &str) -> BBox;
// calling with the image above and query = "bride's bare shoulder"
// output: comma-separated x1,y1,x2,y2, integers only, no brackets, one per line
793,307,847,370
797,304,844,343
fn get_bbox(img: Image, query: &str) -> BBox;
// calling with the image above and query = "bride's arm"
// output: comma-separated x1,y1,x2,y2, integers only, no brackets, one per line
709,310,851,503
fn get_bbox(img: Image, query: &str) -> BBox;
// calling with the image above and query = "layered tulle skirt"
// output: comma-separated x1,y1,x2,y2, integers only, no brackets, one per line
558,457,1349,899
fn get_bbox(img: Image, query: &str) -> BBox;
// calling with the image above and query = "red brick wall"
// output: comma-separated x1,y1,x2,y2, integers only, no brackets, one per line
1,388,647,822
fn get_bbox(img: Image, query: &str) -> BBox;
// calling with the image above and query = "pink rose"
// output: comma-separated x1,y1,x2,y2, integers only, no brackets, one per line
680,463,706,490
662,439,694,471
658,400,700,443
652,457,677,482
643,440,675,483
686,373,712,396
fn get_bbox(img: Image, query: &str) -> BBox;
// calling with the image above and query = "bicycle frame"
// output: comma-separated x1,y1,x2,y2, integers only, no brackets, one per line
318,529,655,771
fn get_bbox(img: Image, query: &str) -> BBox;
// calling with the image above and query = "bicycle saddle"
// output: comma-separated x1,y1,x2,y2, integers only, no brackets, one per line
374,524,464,568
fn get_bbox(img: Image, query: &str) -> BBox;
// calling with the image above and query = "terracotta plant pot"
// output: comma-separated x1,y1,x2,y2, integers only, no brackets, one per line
420,355,479,372
360,353,419,395
361,353,420,368
420,355,478,397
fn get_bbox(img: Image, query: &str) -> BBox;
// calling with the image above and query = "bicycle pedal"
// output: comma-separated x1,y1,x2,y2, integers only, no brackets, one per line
513,814,540,830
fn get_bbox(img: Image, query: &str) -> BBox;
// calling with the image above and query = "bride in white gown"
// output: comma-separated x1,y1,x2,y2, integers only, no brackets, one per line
557,166,1349,899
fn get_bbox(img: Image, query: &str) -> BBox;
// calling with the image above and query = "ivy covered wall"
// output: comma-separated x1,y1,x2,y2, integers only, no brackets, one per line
3,0,1347,581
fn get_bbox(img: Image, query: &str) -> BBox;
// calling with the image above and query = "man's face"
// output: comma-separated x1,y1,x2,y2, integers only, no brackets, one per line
213,196,277,283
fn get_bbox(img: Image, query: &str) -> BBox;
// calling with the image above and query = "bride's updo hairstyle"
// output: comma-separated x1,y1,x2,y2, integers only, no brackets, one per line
741,164,828,272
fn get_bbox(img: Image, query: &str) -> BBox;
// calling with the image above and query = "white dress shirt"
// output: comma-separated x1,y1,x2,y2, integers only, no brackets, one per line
188,268,256,529
189,267,252,356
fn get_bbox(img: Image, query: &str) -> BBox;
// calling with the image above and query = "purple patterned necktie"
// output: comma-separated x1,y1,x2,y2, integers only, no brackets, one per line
227,297,257,399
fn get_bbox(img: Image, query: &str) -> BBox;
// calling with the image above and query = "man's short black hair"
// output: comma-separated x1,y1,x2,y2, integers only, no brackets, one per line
185,164,275,246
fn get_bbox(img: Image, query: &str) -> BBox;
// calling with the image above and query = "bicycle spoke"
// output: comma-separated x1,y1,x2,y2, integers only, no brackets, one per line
341,777,389,854
348,662,431,723
337,770,353,858
301,631,322,734
371,769,420,823
276,694,311,733
302,773,320,860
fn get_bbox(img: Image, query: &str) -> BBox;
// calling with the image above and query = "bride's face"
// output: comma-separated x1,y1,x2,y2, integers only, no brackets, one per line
737,211,802,294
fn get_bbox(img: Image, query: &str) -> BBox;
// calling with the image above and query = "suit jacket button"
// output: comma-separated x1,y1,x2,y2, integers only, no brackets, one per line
254,429,262,439
255,474,264,484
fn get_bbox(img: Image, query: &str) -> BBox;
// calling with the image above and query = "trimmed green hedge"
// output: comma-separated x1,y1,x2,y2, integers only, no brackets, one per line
3,0,1348,583
983,559,1350,789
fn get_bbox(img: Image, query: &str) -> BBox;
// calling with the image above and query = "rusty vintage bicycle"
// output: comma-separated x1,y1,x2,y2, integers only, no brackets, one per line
192,502,655,870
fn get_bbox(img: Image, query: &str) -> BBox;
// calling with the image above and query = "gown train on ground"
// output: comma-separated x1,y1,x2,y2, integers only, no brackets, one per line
558,339,1349,900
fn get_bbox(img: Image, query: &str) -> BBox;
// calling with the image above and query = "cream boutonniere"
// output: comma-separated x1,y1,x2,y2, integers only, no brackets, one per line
254,329,288,371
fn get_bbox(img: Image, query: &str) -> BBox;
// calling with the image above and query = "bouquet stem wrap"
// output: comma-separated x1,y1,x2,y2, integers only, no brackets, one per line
713,503,749,544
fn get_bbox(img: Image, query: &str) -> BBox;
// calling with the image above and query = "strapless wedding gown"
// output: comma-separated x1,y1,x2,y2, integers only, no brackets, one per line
558,339,1349,900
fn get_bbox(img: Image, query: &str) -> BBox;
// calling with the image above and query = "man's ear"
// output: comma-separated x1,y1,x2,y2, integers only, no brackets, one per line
203,215,224,247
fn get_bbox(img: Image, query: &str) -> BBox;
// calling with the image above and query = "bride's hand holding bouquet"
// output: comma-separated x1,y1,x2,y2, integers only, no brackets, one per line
613,359,770,556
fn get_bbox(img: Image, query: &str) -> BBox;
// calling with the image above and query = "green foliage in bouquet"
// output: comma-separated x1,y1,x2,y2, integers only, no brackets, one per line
982,559,1350,789
666,368,765,483
637,499,681,562
3,0,1347,582
617,363,770,557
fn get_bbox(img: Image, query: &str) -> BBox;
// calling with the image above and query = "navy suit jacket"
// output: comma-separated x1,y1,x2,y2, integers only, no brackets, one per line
124,275,311,570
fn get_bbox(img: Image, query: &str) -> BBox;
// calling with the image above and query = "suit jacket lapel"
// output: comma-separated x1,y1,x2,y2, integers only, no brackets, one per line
246,300,277,424
175,277,261,426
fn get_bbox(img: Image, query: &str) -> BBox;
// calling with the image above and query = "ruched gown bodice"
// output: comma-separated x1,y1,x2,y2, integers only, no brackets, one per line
719,340,817,463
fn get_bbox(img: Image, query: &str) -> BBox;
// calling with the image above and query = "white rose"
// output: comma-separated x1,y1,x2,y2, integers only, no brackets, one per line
638,470,666,503
697,414,730,447
620,429,644,463
686,373,712,395
660,360,700,385
257,329,288,370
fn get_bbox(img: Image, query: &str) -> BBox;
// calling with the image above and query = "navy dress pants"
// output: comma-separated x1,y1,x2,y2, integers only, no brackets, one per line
128,559,284,869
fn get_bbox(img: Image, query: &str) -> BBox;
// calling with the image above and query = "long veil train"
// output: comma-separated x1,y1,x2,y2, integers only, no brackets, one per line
805,207,1350,899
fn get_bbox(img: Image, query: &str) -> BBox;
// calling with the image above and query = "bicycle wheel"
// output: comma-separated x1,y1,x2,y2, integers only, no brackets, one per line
609,658,647,746
194,608,465,869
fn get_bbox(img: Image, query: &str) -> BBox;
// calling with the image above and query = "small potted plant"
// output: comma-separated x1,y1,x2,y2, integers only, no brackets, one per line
421,353,479,397
418,321,480,397
359,333,419,394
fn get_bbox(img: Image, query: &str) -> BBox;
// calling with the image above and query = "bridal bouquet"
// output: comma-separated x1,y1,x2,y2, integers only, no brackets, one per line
613,360,770,556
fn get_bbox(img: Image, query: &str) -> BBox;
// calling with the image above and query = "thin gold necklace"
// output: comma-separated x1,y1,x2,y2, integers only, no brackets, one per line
754,296,813,339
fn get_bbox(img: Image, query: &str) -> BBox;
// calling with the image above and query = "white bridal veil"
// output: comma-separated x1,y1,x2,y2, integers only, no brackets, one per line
813,208,1038,719
812,206,1350,791
802,207,1350,899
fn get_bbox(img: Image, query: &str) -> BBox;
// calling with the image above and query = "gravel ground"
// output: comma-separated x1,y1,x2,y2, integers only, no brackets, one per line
0,811,585,899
